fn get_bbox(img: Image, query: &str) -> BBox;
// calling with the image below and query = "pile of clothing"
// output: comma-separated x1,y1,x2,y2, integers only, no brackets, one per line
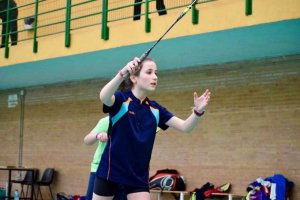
246,174,294,200
57,192,83,200
190,182,230,200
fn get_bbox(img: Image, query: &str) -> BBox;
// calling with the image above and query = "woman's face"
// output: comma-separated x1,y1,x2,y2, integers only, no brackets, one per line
132,60,158,92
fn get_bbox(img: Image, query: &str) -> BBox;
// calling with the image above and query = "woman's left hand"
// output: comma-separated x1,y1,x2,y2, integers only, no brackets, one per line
194,89,211,113
96,132,108,142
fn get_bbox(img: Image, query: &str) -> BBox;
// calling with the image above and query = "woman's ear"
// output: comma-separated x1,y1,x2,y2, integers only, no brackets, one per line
130,75,137,84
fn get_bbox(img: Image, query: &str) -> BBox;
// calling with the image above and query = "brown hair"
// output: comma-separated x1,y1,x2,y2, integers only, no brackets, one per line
118,58,155,92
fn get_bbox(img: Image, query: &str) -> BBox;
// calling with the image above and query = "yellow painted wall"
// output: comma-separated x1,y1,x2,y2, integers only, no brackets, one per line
0,0,299,66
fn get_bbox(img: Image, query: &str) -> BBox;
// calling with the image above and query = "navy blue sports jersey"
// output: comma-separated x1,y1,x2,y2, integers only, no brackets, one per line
97,91,174,187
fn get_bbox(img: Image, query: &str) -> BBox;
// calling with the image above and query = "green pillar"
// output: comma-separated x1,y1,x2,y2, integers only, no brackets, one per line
4,0,11,58
101,0,109,40
246,0,252,16
65,0,72,47
145,0,151,32
33,0,39,53
192,2,199,25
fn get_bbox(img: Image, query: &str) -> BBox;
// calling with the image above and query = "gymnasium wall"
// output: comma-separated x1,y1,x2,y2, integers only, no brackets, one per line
0,0,299,67
0,55,299,199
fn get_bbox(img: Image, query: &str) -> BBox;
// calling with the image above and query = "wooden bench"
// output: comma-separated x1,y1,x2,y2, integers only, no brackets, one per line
150,190,244,200
208,193,245,200
150,190,188,200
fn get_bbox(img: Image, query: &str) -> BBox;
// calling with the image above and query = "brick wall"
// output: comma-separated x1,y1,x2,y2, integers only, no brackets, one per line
0,55,299,199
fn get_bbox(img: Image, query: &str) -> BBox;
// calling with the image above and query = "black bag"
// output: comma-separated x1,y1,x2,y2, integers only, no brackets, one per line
56,192,72,200
149,169,186,191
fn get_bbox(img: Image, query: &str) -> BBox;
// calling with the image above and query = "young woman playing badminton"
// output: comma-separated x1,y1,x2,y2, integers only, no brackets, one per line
93,57,211,200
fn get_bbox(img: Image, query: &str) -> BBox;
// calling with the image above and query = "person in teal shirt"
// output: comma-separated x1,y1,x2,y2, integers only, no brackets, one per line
84,116,126,200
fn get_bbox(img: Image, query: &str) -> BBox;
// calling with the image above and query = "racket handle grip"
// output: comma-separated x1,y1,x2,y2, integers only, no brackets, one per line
139,52,148,63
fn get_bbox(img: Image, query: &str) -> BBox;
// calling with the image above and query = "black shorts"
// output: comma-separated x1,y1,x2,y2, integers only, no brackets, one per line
93,176,149,196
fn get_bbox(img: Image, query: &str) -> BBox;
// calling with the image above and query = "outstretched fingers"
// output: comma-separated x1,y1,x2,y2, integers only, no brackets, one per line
193,89,211,112
194,92,198,101
204,89,211,101
197,89,210,100
203,89,210,97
